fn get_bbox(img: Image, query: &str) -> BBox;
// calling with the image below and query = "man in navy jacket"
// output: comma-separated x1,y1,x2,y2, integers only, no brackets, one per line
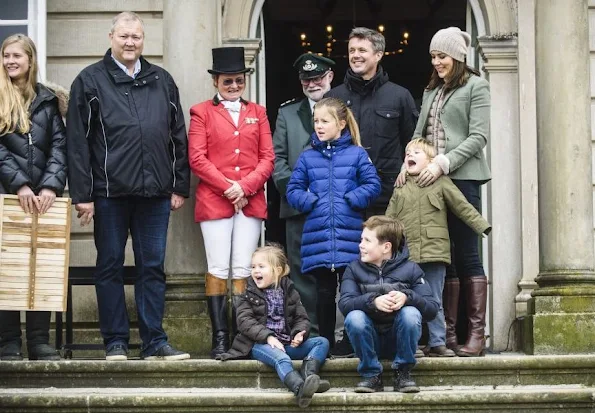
339,216,438,393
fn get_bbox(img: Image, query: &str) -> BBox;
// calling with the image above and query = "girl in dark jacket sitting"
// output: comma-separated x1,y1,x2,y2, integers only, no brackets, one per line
286,97,381,350
219,245,330,408
0,34,67,361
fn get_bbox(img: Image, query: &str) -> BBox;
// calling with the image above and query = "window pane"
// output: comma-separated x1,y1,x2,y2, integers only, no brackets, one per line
0,0,28,20
0,26,28,44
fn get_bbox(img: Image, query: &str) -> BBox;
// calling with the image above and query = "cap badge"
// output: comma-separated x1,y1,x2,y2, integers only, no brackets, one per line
303,60,318,72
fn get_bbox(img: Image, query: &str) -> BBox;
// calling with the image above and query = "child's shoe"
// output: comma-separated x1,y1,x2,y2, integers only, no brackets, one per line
354,374,383,393
284,370,319,408
28,344,61,361
393,365,420,393
428,345,456,357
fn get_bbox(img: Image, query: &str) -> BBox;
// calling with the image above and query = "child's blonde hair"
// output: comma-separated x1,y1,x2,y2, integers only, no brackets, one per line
313,97,361,146
405,137,436,159
252,243,290,288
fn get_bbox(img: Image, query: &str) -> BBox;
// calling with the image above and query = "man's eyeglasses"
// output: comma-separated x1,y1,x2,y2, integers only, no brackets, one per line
222,77,245,86
300,71,330,86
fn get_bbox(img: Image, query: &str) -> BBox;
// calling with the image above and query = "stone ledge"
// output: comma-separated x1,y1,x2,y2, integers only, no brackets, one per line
1,354,595,389
0,386,593,412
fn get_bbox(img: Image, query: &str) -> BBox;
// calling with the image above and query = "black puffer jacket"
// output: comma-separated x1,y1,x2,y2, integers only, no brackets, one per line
66,49,190,204
339,242,439,332
218,276,310,360
0,83,67,195
326,66,418,209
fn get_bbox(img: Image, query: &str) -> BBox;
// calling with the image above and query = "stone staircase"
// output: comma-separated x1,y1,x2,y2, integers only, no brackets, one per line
1,354,595,412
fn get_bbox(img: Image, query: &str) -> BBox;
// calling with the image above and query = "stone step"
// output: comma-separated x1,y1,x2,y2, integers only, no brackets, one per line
2,354,594,389
0,385,593,412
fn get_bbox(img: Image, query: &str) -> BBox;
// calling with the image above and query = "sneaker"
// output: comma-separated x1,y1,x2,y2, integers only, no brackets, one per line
0,342,23,361
414,348,425,358
106,344,128,361
28,344,61,361
142,344,190,361
354,374,384,393
329,339,355,359
393,366,420,393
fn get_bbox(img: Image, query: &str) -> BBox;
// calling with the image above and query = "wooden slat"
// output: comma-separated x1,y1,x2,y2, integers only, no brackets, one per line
0,195,71,312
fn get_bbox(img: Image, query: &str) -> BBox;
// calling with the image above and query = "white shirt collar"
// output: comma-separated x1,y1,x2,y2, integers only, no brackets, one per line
111,55,141,79
308,98,316,114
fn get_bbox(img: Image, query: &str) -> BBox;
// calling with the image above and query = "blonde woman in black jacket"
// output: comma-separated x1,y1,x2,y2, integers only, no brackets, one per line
0,34,67,361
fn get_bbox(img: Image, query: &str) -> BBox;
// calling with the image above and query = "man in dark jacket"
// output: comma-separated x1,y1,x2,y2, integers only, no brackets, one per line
326,27,418,216
66,12,190,361
339,216,438,393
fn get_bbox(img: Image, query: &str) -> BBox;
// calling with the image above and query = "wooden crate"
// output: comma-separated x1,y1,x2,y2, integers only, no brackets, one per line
0,195,71,312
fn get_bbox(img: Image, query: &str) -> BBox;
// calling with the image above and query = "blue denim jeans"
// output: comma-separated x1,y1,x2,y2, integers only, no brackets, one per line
419,262,446,347
251,336,329,382
93,196,171,357
447,179,486,278
344,307,421,378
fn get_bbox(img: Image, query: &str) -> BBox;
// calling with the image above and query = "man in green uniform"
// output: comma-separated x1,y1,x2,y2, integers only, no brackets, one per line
272,53,335,336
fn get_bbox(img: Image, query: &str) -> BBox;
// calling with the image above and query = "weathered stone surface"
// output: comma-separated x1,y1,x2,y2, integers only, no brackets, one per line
0,386,593,412
2,355,595,389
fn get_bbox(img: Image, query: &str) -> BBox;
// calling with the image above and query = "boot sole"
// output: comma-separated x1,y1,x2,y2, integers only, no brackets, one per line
316,380,331,393
29,355,61,361
105,355,128,361
354,386,383,393
297,374,319,408
398,386,420,393
143,353,190,361
0,355,23,361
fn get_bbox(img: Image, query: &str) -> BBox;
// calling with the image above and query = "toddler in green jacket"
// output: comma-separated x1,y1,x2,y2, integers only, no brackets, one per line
385,138,491,357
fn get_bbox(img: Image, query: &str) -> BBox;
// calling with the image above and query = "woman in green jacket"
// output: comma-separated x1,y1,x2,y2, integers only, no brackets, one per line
397,27,491,357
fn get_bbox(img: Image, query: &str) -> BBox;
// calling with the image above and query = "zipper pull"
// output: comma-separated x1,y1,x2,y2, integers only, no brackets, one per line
331,264,335,273
327,143,331,150
28,133,32,145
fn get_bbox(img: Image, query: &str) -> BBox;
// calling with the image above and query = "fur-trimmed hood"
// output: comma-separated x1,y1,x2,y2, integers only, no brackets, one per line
40,81,69,118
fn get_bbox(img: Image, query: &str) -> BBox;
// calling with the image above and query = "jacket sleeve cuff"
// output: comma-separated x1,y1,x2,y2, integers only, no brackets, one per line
434,154,450,175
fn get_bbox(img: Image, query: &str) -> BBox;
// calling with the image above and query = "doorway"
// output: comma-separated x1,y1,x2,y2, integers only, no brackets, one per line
262,0,468,245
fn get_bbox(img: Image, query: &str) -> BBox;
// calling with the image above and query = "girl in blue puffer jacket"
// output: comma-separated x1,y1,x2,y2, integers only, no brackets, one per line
286,97,381,349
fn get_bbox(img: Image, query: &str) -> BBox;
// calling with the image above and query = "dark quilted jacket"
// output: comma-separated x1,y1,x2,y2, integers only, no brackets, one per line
0,83,67,195
286,130,381,273
218,276,310,361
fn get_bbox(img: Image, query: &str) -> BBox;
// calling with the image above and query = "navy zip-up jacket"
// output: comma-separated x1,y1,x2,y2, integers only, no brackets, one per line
339,242,439,330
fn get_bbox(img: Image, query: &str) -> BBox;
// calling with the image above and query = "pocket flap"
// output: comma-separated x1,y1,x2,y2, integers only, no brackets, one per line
428,193,443,210
425,226,449,239
375,109,399,120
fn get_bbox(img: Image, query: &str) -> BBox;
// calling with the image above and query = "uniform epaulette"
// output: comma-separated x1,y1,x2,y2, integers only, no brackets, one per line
280,98,298,108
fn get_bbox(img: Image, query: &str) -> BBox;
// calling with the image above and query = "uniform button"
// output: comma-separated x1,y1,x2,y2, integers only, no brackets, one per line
386,114,391,118
155,75,159,79
234,131,240,136
235,166,240,171
142,80,146,84
235,149,240,154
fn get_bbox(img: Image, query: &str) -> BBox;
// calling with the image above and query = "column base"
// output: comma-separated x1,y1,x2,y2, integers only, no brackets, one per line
528,294,595,354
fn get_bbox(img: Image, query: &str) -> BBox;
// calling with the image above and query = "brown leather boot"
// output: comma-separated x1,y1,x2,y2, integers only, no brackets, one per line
230,279,247,343
443,278,460,350
456,276,487,357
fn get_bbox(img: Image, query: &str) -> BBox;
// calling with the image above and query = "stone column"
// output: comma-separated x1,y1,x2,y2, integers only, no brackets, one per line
532,0,595,354
478,36,521,351
162,0,219,357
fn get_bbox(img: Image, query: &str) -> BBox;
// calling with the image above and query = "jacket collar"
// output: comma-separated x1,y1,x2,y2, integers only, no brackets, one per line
297,98,314,135
103,49,155,83
360,241,411,275
344,65,389,96
246,276,293,298
310,129,353,152
29,83,57,115
212,94,249,106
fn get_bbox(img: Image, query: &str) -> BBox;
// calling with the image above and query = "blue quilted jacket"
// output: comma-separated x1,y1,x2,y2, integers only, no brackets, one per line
286,130,381,273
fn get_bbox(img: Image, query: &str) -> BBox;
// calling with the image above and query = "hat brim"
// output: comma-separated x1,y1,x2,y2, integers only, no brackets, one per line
299,70,331,81
208,68,252,75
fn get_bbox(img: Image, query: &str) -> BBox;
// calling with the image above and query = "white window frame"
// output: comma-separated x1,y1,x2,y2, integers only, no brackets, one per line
0,0,47,80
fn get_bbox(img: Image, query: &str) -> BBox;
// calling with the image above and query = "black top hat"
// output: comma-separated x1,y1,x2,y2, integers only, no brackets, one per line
208,47,251,75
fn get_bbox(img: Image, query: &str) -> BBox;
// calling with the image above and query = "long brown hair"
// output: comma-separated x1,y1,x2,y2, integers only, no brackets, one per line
0,34,38,135
313,97,362,146
426,59,480,93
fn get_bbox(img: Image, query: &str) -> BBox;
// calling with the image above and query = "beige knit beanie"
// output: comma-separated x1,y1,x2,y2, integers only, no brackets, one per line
429,27,471,62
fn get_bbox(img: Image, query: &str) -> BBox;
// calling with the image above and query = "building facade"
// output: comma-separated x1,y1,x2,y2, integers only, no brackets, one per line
2,0,593,355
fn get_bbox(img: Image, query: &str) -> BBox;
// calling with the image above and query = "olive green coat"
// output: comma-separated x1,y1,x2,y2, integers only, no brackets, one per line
385,175,491,264
413,74,491,182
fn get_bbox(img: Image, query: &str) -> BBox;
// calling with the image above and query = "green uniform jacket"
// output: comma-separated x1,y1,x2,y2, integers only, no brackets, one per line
413,74,491,182
272,98,313,219
386,175,491,264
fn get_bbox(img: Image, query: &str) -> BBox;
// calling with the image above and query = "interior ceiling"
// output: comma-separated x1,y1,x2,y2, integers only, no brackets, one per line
265,0,466,22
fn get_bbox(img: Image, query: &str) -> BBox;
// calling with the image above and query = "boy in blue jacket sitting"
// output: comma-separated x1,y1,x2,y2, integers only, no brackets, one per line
339,215,439,393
